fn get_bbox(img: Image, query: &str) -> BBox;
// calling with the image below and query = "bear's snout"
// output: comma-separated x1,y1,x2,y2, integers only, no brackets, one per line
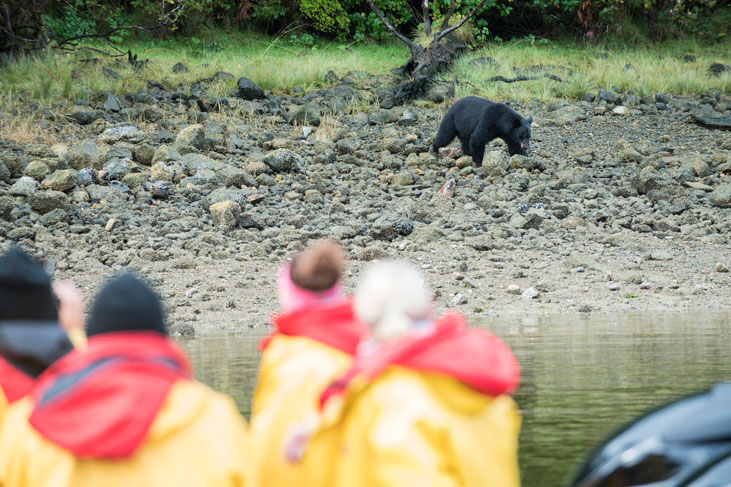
521,140,530,149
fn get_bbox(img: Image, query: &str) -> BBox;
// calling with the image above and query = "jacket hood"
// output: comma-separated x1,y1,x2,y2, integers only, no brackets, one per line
0,321,73,379
263,297,367,355
321,312,520,408
29,331,191,459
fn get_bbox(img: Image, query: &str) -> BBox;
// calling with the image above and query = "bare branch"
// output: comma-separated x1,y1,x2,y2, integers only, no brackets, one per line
365,0,419,51
434,0,489,44
423,0,431,37
441,0,456,30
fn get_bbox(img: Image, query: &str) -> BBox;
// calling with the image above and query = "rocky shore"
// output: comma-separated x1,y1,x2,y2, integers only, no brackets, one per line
1,68,729,336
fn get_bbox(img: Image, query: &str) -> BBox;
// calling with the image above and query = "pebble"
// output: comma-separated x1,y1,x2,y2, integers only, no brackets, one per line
506,284,521,295
522,287,540,299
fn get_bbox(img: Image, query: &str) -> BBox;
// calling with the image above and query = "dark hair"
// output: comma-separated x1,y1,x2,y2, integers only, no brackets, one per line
290,240,345,292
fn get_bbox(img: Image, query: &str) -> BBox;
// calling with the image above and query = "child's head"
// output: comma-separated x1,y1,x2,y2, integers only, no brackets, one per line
277,240,346,313
354,260,433,342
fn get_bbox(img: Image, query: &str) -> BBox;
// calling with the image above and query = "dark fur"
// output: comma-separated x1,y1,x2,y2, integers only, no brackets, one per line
433,96,533,167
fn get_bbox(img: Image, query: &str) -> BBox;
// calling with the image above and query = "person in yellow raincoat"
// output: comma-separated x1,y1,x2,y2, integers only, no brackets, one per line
250,240,367,487
0,273,251,487
287,260,522,487
0,247,74,420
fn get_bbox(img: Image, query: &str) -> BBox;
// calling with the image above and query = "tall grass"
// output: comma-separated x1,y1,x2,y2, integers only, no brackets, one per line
0,30,727,108
448,39,729,102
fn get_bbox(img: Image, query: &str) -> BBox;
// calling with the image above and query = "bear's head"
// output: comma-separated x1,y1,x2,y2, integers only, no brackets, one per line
512,116,533,151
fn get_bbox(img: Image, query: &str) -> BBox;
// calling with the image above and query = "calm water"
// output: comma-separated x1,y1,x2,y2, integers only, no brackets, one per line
180,311,731,486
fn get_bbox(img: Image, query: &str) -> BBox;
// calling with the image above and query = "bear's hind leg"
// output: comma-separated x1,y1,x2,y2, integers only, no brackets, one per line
459,136,471,156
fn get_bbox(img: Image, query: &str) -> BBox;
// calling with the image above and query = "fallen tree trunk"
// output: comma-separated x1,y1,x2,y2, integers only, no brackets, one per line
365,0,488,105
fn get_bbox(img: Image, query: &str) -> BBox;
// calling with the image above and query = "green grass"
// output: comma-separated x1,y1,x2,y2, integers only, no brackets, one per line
447,38,730,102
0,29,728,108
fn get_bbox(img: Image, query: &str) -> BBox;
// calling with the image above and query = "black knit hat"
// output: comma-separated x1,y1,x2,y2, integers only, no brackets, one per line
85,273,167,337
0,246,58,323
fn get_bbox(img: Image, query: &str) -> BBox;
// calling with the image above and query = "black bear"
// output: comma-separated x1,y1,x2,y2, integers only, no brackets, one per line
433,96,533,167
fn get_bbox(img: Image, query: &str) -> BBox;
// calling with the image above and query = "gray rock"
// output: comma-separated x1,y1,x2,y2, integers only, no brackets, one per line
76,168,97,186
336,138,360,154
101,126,146,144
7,227,35,240
544,105,586,125
86,184,128,204
40,208,68,226
409,194,453,223
392,171,414,186
479,151,509,178
369,109,399,125
174,124,207,154
152,145,183,165
67,140,101,170
263,149,302,172
219,166,256,188
210,201,241,230
288,103,321,126
617,139,642,163
143,107,165,122
598,89,621,104
509,211,543,230
0,161,10,182
141,180,171,199
134,143,155,165
655,93,670,104
399,108,418,126
30,190,69,214
172,62,189,73
104,157,136,180
68,110,103,125
104,146,132,162
237,77,265,100
150,160,187,183
23,160,50,181
205,188,247,209
522,287,540,299
0,196,13,220
692,157,712,177
41,170,77,192
709,184,731,208
104,93,121,112
10,176,40,196
425,83,455,103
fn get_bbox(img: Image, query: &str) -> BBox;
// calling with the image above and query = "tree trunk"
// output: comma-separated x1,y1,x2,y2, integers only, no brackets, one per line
365,0,487,104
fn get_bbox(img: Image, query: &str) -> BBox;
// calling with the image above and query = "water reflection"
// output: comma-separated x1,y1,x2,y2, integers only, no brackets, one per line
179,311,731,486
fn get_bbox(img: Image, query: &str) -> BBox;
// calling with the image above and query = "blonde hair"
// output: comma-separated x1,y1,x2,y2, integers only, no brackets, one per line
354,260,433,342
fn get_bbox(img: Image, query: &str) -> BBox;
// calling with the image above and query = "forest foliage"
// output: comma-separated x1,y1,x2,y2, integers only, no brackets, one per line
1,0,728,58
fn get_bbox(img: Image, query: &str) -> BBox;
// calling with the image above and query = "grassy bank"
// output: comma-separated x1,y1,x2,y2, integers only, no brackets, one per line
0,29,728,108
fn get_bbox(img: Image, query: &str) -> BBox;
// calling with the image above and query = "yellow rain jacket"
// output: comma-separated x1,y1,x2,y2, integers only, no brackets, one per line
251,299,366,487
0,332,251,487
0,322,75,423
310,312,522,487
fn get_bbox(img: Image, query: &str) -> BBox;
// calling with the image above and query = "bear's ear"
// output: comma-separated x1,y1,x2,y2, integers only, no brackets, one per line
513,117,522,128
527,116,533,124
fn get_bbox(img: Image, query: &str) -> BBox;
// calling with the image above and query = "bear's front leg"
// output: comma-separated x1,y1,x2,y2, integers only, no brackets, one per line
469,136,485,167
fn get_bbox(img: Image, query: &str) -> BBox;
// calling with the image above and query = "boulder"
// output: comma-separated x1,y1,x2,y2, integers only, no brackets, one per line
237,77,265,100
262,149,302,172
30,190,70,214
209,201,241,230
41,170,77,192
